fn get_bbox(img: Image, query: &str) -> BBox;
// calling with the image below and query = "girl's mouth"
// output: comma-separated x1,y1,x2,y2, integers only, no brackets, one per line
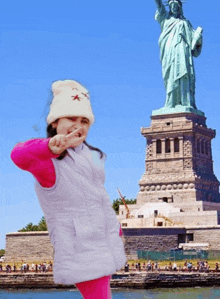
68,131,82,137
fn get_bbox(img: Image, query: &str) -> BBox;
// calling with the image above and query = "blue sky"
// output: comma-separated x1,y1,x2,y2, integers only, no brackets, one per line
1,0,220,250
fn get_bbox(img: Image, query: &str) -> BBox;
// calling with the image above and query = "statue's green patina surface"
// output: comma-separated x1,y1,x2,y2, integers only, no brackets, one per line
152,0,204,116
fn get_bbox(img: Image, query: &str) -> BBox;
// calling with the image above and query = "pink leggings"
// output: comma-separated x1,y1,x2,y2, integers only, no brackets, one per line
75,275,112,299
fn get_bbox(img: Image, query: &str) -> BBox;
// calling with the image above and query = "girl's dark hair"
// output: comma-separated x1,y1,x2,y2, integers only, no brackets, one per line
47,124,104,160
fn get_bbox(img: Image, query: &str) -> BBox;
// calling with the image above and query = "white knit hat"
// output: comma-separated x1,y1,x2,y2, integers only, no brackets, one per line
47,80,95,125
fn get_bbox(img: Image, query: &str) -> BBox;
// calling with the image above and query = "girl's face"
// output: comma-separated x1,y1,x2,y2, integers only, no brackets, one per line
52,116,90,145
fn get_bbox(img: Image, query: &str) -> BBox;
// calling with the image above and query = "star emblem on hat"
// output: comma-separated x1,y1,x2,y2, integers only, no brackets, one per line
71,95,81,101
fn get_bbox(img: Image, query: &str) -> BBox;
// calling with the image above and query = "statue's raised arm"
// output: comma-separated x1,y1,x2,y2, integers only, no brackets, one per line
154,0,164,10
152,0,204,115
154,0,167,15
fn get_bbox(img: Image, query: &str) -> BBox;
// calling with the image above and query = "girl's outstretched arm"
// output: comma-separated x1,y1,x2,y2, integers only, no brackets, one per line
11,138,59,187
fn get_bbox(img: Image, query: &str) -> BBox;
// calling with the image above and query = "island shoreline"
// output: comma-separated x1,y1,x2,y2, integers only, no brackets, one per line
1,271,220,289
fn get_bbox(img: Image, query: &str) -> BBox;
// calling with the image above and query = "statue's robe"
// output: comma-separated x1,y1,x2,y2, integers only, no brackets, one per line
155,9,202,108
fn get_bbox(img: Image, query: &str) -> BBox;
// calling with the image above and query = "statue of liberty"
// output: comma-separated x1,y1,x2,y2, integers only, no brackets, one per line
153,0,203,114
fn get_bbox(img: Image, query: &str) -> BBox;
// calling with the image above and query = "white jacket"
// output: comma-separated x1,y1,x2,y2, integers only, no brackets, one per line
35,144,126,284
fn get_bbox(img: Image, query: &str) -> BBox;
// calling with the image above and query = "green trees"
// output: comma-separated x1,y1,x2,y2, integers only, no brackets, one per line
18,216,47,232
112,198,136,215
37,217,48,231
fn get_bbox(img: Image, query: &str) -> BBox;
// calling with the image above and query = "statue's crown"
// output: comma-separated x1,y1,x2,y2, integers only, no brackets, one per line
163,0,186,6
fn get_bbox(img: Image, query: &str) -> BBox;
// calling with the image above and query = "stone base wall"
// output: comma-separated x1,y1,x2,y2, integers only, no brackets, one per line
122,228,186,256
186,226,220,250
5,226,220,262
5,232,54,262
124,235,178,256
123,226,220,257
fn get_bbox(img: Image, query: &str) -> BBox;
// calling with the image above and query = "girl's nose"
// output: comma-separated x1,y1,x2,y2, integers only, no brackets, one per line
74,124,80,130
73,121,82,130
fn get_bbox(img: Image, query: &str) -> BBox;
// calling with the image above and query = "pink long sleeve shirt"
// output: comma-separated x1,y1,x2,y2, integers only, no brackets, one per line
10,138,123,236
11,138,59,188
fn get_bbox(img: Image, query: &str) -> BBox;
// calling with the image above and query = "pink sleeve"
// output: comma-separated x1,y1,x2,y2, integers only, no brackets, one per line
10,138,59,188
119,223,123,236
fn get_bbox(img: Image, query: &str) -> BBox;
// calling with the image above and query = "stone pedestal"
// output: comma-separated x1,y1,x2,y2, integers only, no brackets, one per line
137,112,220,211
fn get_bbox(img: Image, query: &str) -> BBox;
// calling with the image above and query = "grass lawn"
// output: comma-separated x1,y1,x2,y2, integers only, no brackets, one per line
127,258,219,270
0,260,52,270
1,259,219,271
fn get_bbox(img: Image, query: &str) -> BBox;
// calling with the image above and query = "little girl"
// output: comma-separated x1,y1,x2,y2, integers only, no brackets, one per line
11,80,126,299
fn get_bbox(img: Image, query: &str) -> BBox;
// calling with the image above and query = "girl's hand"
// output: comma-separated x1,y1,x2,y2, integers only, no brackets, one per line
48,128,86,155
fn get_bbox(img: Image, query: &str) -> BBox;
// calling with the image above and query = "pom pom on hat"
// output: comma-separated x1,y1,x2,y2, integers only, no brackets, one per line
47,80,95,125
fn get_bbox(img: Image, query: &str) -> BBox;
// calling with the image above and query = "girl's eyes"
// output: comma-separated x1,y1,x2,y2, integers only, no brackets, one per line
82,119,89,124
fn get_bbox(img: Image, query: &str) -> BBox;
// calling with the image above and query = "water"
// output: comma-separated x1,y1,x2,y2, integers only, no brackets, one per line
0,287,220,299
